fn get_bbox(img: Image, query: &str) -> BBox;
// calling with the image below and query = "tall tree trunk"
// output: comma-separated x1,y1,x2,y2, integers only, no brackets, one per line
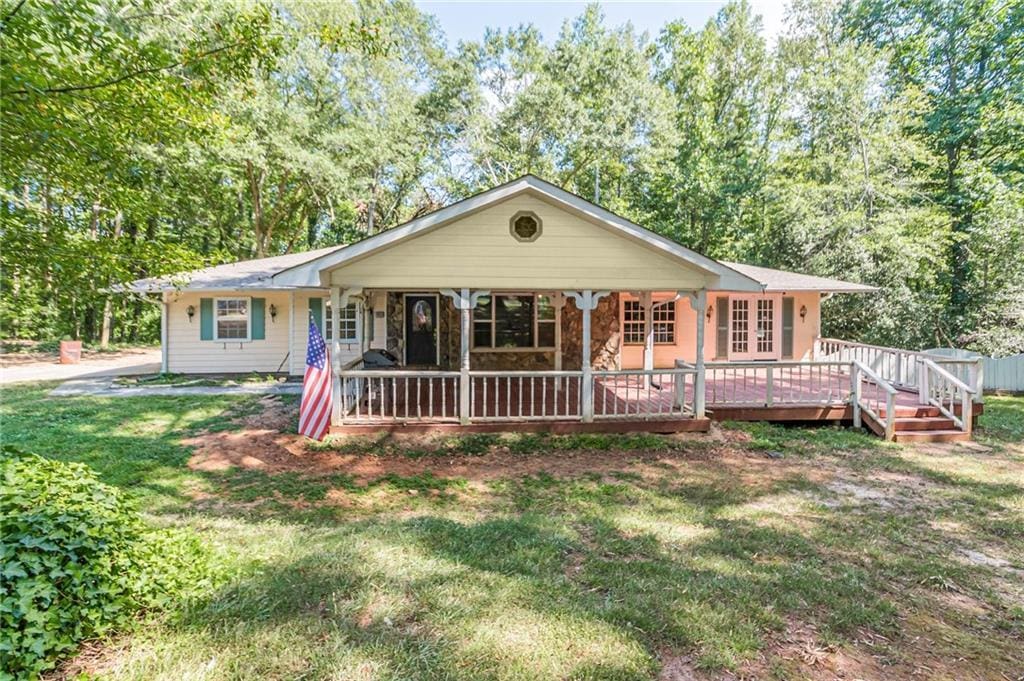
100,211,123,348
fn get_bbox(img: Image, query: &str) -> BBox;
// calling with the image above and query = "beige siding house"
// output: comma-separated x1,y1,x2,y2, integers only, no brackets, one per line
125,175,983,441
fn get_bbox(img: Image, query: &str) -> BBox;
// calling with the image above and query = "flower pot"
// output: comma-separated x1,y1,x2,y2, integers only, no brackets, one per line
59,340,82,364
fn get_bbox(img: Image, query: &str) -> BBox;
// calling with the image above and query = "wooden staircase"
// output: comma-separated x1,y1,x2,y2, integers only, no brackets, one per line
863,404,974,443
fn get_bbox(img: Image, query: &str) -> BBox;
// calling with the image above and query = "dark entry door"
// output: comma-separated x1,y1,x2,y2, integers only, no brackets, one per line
405,295,438,365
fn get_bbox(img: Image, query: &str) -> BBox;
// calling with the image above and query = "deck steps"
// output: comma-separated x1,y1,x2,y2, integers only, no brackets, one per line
894,416,956,431
893,428,971,443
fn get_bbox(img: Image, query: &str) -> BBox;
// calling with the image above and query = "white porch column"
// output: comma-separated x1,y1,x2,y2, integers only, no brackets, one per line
160,293,169,374
640,292,654,387
440,288,489,424
287,291,295,376
693,289,707,418
330,286,343,426
564,290,609,422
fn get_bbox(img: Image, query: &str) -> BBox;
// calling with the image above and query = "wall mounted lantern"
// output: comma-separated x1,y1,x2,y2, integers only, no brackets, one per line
269,304,278,322
706,304,713,322
799,304,808,321
186,305,195,322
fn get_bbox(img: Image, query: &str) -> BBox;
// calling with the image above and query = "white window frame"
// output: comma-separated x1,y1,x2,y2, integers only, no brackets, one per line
324,299,359,344
621,296,677,346
214,296,251,342
471,293,556,352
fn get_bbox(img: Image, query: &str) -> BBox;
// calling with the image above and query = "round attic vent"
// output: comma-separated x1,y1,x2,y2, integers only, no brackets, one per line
509,211,542,242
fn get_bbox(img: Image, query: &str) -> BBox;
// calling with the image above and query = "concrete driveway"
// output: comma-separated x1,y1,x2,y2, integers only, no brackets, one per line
0,349,162,384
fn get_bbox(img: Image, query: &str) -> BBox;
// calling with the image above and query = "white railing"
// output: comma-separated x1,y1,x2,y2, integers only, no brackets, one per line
592,368,697,420
919,358,975,434
469,371,583,421
700,361,852,407
851,360,897,440
817,338,983,401
338,369,461,423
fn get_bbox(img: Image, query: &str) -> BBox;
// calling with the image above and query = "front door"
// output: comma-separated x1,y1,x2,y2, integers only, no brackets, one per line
728,296,780,361
404,294,438,365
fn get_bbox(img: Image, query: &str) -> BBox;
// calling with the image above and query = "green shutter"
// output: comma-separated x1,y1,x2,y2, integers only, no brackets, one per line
308,297,323,332
782,297,794,359
251,298,266,340
200,298,213,340
715,295,729,359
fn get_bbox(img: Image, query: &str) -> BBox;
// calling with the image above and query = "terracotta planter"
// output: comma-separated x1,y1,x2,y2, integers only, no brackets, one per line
59,340,82,364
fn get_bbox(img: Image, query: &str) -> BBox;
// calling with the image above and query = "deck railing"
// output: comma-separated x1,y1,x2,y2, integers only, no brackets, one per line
592,368,697,420
851,360,897,440
469,371,583,421
816,338,983,401
695,360,852,407
338,369,461,423
919,358,975,434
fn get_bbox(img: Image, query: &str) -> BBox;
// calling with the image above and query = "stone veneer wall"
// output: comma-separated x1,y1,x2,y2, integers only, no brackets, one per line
384,291,621,371
560,292,620,371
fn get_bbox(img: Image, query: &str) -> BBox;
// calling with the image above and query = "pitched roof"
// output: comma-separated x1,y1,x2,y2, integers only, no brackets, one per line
723,262,878,293
270,174,762,292
120,246,342,293
119,175,874,295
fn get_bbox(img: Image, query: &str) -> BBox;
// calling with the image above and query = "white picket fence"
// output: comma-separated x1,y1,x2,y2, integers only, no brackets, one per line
925,348,1024,392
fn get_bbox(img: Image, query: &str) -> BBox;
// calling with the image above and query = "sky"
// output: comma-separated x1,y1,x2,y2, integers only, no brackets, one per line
414,1,788,47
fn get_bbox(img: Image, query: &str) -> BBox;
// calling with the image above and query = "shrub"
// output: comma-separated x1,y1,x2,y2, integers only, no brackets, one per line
0,450,208,678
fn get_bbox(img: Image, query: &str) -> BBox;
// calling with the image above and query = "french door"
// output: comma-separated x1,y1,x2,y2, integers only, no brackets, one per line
728,296,780,360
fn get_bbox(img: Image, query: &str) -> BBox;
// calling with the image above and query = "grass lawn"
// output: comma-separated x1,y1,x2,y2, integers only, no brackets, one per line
3,384,1023,680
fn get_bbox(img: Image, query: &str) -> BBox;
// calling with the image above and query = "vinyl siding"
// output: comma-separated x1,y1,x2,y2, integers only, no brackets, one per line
166,291,364,375
326,195,711,290
289,292,363,375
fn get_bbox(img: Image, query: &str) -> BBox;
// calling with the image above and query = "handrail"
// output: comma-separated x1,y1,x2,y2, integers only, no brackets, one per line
852,360,897,440
818,337,945,360
920,358,975,394
338,369,459,378
919,358,973,434
851,360,898,394
593,368,696,376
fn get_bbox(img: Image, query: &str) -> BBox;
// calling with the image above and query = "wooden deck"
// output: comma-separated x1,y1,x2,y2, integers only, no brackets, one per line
332,366,982,436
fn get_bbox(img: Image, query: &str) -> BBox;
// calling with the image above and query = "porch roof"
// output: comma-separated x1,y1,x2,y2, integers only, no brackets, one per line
722,262,878,293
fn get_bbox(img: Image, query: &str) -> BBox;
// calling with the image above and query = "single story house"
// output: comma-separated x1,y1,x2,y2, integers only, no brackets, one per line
124,175,982,441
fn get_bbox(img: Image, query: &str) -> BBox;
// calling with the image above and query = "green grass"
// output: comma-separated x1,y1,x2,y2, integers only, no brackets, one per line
113,372,289,387
2,383,1022,680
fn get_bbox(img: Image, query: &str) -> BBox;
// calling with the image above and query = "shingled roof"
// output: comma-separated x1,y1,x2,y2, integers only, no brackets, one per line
723,262,878,293
120,246,343,292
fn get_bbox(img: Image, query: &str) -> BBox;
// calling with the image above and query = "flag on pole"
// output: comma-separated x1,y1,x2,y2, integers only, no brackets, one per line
298,317,332,440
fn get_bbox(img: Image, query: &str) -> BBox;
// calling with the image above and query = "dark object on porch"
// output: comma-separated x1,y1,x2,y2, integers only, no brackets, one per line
363,349,399,368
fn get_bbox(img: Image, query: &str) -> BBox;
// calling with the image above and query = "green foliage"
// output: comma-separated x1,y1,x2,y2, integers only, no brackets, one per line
0,450,208,679
2,0,1022,354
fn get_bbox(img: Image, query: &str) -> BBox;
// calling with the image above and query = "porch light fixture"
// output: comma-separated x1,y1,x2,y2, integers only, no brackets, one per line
269,304,278,322
706,304,713,322
799,304,807,321
186,305,195,322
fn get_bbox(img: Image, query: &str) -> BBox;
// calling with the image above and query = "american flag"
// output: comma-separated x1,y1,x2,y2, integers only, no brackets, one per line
298,317,333,440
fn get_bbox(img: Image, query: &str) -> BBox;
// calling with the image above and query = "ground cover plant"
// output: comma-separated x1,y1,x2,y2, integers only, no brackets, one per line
0,450,208,679
1,384,1022,679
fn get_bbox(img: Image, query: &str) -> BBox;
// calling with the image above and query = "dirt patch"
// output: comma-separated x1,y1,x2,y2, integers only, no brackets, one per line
0,346,154,368
184,396,305,472
180,399,839,508
658,652,708,681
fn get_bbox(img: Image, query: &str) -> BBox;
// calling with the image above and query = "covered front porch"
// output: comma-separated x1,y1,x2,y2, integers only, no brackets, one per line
332,329,984,442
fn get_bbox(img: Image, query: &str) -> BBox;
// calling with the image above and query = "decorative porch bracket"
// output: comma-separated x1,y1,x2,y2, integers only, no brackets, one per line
683,289,707,418
563,290,610,422
441,288,489,424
